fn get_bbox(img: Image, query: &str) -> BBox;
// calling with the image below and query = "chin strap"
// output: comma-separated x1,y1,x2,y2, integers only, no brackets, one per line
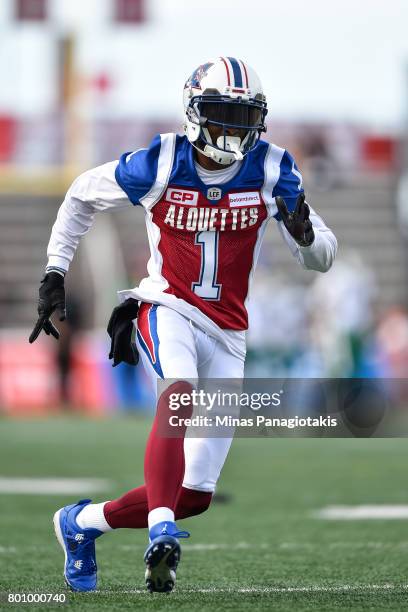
210,148,243,162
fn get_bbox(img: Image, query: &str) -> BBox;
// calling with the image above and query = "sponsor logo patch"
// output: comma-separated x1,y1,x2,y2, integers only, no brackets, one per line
207,187,222,201
165,188,198,206
229,191,261,207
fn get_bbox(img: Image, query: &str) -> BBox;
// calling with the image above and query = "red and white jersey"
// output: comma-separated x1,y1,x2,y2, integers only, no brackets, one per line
47,133,337,359
143,185,269,330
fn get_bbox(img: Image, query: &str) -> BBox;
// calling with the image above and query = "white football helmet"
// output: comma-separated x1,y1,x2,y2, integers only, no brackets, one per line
183,57,268,165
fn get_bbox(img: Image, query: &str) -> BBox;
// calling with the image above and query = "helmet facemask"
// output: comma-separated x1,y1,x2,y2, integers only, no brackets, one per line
186,91,268,165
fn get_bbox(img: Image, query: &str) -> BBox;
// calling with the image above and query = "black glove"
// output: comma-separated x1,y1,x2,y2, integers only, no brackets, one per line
107,298,140,367
29,271,66,343
276,193,315,247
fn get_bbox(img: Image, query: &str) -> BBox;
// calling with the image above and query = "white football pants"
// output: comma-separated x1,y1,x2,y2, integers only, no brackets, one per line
135,303,245,493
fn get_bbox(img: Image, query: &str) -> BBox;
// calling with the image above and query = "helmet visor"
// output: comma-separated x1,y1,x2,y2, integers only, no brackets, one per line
199,100,263,129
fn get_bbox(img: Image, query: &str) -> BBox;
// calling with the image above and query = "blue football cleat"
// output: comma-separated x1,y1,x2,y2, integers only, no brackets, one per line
53,499,102,592
144,521,190,593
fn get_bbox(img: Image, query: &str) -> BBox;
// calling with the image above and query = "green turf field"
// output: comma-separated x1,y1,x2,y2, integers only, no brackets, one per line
1,417,408,611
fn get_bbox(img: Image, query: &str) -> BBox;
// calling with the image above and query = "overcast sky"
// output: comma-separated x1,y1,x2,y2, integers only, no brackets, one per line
1,0,408,130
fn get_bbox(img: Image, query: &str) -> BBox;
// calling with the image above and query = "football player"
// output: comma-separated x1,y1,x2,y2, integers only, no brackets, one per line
29,57,337,593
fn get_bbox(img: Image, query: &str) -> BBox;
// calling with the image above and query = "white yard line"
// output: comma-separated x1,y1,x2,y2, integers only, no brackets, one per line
117,540,408,553
99,583,408,595
314,505,408,519
0,477,111,494
118,542,263,552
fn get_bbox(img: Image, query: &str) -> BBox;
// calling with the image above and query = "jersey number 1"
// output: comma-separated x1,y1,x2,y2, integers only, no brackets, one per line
192,231,221,300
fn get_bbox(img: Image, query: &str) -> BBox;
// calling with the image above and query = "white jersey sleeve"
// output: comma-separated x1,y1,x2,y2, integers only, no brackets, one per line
46,161,131,272
277,205,338,272
46,133,173,273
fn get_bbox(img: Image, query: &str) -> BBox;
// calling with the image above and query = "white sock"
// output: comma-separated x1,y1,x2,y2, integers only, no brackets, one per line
76,502,113,532
148,507,175,531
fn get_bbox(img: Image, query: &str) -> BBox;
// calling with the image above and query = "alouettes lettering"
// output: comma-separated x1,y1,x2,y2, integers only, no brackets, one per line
163,204,259,232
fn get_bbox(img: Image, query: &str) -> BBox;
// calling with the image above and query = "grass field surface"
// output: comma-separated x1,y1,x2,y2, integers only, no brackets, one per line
1,416,408,611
